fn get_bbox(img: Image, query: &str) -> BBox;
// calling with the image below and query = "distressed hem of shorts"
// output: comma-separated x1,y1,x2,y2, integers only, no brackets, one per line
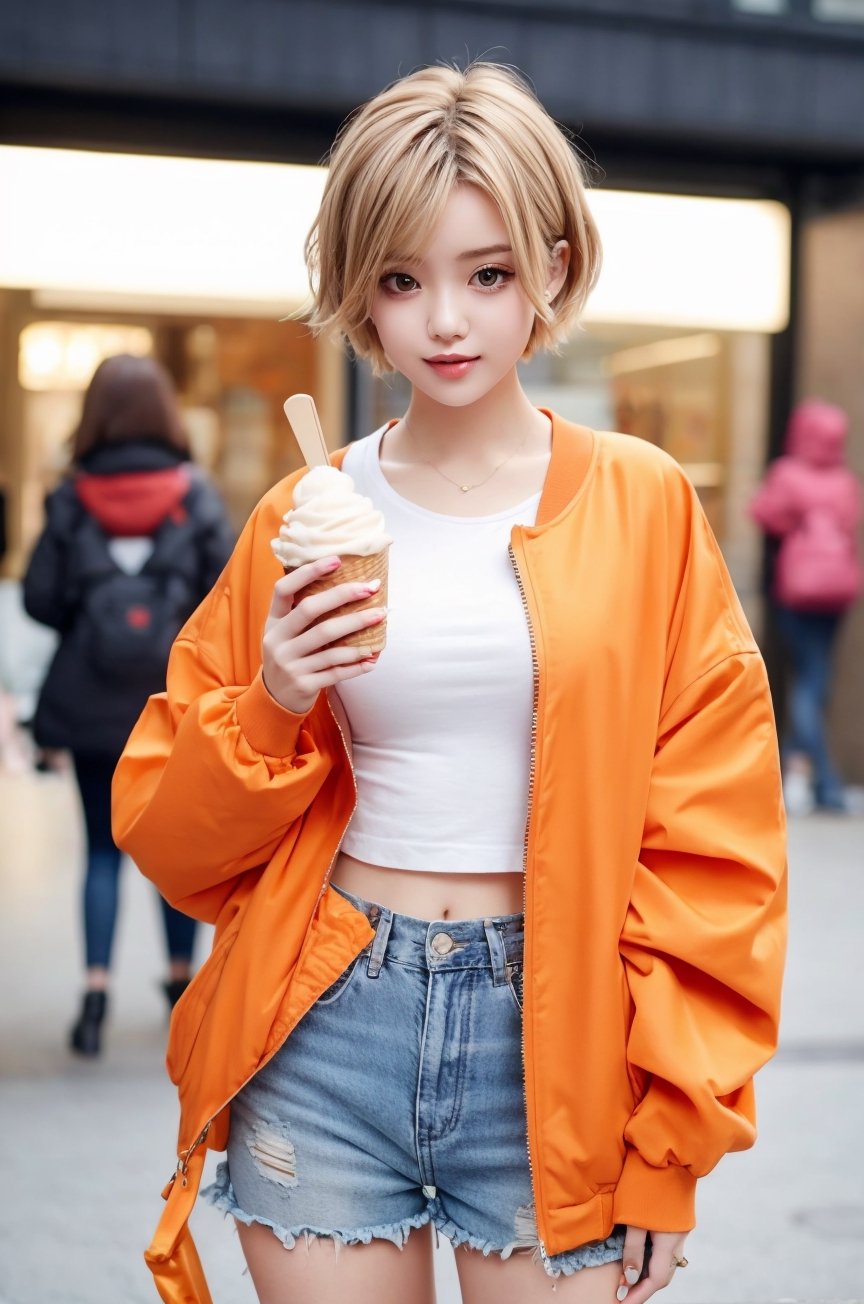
202,1162,432,1251
432,1208,625,1278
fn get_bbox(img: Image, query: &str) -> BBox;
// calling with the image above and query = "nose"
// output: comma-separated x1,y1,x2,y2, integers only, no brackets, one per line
427,288,468,342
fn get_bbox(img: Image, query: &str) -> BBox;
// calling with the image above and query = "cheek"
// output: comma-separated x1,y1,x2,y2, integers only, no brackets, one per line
494,283,535,333
369,299,386,338
370,298,408,354
487,297,536,354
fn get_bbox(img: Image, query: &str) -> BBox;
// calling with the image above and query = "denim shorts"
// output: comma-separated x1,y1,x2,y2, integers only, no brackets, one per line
204,888,624,1277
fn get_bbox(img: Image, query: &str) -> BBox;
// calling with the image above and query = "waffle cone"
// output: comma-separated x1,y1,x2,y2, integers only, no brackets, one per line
288,550,389,653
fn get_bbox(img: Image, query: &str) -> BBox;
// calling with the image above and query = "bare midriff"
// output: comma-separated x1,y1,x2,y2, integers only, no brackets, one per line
331,852,524,921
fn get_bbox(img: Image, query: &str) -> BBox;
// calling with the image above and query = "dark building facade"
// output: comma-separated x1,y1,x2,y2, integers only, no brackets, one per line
2,3,864,184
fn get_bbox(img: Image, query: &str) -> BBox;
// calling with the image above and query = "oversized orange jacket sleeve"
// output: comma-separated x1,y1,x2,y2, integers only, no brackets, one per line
614,495,787,1230
112,487,330,922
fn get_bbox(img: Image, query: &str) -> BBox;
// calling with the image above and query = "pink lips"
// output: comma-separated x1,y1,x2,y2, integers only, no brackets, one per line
424,354,480,379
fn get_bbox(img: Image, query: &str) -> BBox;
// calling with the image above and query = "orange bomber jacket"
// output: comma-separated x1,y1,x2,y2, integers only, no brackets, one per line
113,414,787,1304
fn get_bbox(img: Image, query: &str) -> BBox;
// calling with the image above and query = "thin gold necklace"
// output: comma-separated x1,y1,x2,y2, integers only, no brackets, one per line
403,417,528,493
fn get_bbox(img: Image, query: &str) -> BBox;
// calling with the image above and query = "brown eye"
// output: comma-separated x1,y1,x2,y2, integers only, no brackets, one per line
381,273,418,293
471,266,513,290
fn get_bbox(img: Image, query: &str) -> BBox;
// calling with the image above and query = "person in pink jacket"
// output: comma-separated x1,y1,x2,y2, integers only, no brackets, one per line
751,399,863,813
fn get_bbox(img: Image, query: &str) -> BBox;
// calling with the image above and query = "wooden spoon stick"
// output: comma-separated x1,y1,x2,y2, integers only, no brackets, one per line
283,394,329,468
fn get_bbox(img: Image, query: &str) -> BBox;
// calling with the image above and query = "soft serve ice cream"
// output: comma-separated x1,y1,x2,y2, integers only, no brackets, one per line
271,466,391,568
271,466,392,652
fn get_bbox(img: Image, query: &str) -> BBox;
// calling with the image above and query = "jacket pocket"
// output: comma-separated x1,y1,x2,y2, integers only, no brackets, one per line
166,922,240,1084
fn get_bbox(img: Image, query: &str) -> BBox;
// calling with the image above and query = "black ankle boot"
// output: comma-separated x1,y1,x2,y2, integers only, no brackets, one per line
162,977,191,1011
70,990,108,1056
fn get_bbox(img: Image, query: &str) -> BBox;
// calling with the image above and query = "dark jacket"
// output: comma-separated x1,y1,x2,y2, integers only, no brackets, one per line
23,438,234,758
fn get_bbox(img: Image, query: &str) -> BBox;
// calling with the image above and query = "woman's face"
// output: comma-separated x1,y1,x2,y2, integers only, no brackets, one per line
369,184,541,409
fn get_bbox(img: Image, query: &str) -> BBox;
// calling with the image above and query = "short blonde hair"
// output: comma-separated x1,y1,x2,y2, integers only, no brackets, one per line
305,63,602,373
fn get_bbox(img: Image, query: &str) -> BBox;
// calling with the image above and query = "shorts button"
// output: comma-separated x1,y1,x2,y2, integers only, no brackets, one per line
431,932,454,955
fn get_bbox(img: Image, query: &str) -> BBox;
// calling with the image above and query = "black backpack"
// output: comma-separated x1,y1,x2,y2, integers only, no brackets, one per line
71,509,201,685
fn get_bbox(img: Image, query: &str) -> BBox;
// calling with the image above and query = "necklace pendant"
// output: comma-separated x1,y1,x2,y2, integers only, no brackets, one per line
460,484,471,493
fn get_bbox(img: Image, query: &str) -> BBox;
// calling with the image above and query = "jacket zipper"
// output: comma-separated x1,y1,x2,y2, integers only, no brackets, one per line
509,538,551,1270
167,695,359,1190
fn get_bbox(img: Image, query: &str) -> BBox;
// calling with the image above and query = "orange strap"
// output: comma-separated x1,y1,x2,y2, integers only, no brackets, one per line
144,1149,213,1304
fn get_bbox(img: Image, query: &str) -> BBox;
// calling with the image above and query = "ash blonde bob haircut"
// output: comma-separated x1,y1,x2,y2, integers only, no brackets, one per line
305,63,602,374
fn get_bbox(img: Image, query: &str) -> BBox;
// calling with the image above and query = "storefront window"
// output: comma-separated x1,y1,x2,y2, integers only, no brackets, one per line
519,327,729,534
18,322,153,392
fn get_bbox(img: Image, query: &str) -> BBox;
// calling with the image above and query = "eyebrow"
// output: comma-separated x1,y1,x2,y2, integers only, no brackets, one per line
457,244,513,260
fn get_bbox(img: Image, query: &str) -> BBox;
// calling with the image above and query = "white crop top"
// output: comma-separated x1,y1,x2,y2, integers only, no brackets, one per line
335,427,540,873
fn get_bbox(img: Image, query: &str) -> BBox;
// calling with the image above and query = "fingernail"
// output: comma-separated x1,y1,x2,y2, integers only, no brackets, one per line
324,557,341,571
624,1266,640,1285
616,1287,629,1302
363,577,381,593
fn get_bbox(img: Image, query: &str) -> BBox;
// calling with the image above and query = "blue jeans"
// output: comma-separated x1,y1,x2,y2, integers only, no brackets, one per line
205,887,624,1277
774,606,846,808
72,753,197,969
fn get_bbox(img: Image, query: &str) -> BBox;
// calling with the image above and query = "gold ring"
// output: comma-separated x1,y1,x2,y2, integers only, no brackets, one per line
671,1254,689,1269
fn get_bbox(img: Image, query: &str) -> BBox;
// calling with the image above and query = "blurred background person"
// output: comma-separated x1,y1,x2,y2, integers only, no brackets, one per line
751,399,863,815
22,354,235,1056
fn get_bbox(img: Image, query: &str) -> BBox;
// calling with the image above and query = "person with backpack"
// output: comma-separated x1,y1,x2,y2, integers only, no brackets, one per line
23,353,235,1056
751,399,863,814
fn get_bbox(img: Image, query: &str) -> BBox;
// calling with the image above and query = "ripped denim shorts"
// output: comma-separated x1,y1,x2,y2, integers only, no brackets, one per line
204,887,625,1277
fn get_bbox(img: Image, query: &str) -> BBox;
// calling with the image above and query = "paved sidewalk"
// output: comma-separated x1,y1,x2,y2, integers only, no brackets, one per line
0,766,862,1303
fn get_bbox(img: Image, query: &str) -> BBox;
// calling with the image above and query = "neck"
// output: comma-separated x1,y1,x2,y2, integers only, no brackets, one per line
403,370,545,461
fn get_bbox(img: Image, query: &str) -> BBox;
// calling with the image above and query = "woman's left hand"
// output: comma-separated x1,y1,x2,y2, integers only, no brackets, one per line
616,1228,689,1301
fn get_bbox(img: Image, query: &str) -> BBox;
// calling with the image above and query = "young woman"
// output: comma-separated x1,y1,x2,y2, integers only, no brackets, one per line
24,354,234,1056
114,65,787,1304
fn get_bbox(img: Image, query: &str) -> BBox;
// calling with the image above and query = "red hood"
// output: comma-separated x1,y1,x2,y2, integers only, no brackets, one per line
785,400,848,468
75,466,191,536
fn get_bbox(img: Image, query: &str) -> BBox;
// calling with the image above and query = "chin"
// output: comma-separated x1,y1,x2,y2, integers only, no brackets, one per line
408,370,512,408
422,388,489,409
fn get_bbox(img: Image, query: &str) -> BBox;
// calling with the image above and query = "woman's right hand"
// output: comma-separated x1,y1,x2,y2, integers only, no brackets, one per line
262,556,386,716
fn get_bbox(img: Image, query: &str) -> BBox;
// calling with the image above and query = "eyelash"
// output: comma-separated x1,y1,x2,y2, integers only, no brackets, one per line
379,265,515,295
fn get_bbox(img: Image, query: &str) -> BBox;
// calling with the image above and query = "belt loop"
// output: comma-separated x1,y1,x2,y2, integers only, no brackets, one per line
483,918,508,986
366,908,393,979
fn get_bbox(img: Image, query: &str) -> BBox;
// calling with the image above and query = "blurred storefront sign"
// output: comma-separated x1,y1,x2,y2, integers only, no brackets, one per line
0,147,790,334
0,147,325,315
587,191,790,334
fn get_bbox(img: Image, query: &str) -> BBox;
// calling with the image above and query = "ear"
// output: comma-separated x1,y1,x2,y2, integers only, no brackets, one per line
546,240,570,303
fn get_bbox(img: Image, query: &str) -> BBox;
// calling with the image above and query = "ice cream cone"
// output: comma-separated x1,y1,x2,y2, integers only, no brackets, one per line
272,463,392,654
286,550,389,653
